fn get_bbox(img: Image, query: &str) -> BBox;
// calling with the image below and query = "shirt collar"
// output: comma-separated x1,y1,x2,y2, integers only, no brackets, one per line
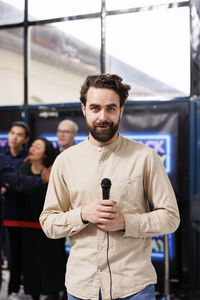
4,144,28,158
84,133,122,153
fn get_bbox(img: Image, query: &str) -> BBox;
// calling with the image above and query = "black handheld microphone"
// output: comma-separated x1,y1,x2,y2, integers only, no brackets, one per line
101,178,112,200
101,178,113,299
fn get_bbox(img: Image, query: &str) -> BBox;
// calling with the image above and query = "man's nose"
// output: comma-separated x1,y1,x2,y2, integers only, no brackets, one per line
98,109,107,121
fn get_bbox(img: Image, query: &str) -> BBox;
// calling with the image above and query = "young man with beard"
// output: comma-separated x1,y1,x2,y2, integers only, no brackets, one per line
40,74,180,300
0,121,30,299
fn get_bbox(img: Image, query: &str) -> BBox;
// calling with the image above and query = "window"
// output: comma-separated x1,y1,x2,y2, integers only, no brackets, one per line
0,0,24,25
29,0,101,21
107,7,190,100
29,19,101,104
0,28,24,106
0,0,192,106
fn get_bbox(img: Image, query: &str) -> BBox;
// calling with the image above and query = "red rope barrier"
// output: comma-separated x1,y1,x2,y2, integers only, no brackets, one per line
3,220,41,229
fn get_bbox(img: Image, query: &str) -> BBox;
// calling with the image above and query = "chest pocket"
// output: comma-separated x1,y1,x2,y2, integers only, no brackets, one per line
110,176,145,214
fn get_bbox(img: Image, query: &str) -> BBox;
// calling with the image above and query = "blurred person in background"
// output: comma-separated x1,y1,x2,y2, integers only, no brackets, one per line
56,119,79,153
0,121,30,299
19,138,66,300
56,119,79,300
0,153,50,293
0,153,50,190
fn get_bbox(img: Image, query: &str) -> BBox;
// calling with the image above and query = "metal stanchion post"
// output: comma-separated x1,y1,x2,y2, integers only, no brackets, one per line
164,234,170,300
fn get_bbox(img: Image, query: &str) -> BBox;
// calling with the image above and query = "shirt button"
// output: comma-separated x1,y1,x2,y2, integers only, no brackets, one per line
97,269,101,272
126,179,130,183
98,148,102,152
97,246,102,250
99,160,103,164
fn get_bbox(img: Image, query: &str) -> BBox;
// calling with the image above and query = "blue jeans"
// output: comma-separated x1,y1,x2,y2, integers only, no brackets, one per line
68,284,156,300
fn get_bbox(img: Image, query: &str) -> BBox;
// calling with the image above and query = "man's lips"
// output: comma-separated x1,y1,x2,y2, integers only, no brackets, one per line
95,122,112,129
97,125,109,129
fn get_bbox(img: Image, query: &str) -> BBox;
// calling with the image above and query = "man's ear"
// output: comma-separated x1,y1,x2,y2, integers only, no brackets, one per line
81,103,86,118
120,106,124,118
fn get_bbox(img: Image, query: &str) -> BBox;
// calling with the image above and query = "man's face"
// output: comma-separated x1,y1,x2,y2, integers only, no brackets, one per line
8,126,29,151
57,121,76,150
81,87,123,146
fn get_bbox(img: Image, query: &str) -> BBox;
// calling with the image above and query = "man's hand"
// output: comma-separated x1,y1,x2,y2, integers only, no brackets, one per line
41,167,52,183
81,200,125,232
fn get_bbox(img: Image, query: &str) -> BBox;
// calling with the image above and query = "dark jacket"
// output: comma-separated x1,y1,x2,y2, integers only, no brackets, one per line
19,162,66,295
0,153,42,191
0,144,28,220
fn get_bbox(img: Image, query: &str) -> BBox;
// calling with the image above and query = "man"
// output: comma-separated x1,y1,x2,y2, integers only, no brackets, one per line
0,121,31,299
40,74,180,300
56,119,79,152
0,121,30,166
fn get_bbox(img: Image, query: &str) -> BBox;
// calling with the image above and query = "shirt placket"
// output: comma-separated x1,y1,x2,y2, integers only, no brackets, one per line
96,148,110,298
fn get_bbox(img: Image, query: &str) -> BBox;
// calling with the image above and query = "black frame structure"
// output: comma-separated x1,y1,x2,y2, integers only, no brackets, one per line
1,0,200,299
0,0,191,106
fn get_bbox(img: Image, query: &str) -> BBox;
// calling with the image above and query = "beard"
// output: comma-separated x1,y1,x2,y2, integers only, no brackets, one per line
86,118,120,143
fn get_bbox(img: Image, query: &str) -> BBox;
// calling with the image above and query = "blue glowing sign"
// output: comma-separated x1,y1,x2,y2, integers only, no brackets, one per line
151,233,175,261
121,132,173,174
0,133,8,147
0,131,174,261
41,132,173,174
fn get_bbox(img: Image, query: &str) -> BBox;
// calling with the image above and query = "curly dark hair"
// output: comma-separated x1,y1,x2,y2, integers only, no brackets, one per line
37,138,57,168
80,74,131,107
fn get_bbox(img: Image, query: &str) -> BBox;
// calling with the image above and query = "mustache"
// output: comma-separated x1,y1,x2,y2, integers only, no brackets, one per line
95,121,113,127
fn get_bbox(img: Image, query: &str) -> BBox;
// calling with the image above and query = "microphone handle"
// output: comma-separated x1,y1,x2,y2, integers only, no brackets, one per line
102,188,110,200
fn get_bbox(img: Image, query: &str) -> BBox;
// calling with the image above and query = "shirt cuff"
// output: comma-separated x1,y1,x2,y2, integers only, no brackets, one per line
123,213,140,238
66,207,88,232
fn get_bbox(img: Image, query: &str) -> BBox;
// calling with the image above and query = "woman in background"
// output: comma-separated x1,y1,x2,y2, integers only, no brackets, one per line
19,138,66,300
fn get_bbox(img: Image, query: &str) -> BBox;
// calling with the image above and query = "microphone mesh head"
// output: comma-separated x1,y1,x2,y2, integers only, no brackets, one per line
101,178,111,188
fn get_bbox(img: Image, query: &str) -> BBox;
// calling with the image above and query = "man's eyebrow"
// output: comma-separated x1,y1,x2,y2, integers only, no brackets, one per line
89,103,100,107
106,103,118,108
88,103,118,108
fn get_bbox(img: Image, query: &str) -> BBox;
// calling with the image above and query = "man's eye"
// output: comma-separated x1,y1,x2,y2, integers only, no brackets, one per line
91,107,99,111
107,107,115,112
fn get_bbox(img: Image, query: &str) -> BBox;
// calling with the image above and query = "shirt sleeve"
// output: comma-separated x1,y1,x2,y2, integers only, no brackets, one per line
123,150,180,238
40,156,88,239
0,154,42,191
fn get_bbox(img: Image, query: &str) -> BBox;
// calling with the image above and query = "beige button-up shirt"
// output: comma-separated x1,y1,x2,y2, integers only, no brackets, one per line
40,134,180,300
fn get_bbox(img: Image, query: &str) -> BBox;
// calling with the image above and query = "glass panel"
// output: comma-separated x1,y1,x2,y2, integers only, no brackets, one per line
0,0,24,25
0,28,24,106
29,0,101,21
107,0,188,11
29,19,101,104
191,0,200,96
106,7,190,100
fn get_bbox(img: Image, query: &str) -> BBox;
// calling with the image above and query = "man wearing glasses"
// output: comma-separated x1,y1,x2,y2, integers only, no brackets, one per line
56,119,79,299
56,119,79,153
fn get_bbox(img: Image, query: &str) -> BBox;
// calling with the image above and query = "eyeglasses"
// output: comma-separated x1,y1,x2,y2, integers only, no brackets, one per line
57,130,74,134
